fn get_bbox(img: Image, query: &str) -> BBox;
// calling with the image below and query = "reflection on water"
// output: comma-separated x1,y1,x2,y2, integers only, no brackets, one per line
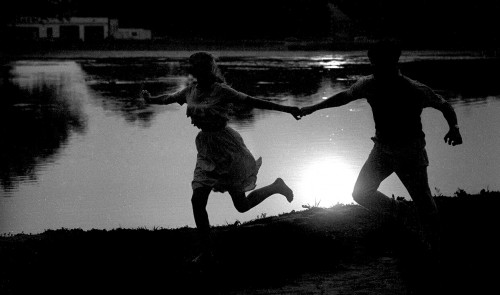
297,157,358,205
0,61,86,193
81,59,189,126
1,52,500,234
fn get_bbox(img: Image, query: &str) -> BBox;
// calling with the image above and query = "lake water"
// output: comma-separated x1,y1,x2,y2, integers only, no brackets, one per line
1,50,499,234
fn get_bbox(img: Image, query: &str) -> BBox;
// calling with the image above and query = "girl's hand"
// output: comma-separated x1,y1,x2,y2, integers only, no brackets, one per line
140,90,152,102
289,106,302,120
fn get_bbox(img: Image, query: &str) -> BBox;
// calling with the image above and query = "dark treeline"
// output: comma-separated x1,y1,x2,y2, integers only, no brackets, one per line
335,0,499,47
2,0,499,47
2,0,331,39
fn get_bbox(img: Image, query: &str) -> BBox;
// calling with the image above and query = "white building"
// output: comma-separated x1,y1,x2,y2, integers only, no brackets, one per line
113,28,152,40
10,17,151,42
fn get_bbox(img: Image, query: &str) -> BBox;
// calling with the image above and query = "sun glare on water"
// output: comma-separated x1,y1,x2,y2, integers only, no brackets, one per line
298,158,357,207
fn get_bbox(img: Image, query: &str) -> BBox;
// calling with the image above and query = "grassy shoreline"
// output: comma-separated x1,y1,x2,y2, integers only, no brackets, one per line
2,190,500,294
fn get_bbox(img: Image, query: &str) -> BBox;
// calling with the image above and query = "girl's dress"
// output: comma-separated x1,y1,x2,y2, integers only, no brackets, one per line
168,82,261,193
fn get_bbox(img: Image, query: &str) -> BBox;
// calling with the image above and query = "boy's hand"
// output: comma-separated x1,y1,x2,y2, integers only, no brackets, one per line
444,127,463,146
300,106,315,117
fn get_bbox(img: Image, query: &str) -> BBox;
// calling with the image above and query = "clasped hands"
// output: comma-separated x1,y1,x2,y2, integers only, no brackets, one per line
288,106,315,120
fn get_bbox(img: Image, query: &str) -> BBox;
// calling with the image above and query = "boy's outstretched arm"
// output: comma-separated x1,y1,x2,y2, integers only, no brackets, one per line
301,90,355,117
426,88,463,146
436,102,463,146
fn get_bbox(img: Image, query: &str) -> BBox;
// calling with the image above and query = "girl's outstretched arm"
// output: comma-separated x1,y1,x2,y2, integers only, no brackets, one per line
140,90,181,105
245,96,300,119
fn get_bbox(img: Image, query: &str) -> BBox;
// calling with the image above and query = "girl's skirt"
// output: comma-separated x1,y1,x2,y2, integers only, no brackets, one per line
192,126,262,193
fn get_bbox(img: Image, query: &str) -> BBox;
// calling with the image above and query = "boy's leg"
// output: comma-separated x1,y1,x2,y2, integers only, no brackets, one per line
352,146,395,217
229,178,293,213
397,165,438,222
397,164,441,252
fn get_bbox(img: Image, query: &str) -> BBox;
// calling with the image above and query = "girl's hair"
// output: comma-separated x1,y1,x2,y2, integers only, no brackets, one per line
188,52,226,84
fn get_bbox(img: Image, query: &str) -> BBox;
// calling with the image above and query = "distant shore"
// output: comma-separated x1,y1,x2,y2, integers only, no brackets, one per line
2,190,499,294
2,38,498,55
2,40,498,63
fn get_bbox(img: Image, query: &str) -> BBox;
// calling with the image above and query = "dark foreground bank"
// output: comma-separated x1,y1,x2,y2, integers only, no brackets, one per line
1,190,499,294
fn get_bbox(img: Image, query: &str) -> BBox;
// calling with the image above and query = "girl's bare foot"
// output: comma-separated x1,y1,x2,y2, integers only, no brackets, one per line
274,178,294,202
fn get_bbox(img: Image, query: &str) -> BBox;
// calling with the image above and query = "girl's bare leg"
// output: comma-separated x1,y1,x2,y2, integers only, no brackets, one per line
191,187,213,255
229,178,293,213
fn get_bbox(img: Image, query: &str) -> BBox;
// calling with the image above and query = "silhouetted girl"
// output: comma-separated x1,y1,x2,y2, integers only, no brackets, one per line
141,52,298,262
